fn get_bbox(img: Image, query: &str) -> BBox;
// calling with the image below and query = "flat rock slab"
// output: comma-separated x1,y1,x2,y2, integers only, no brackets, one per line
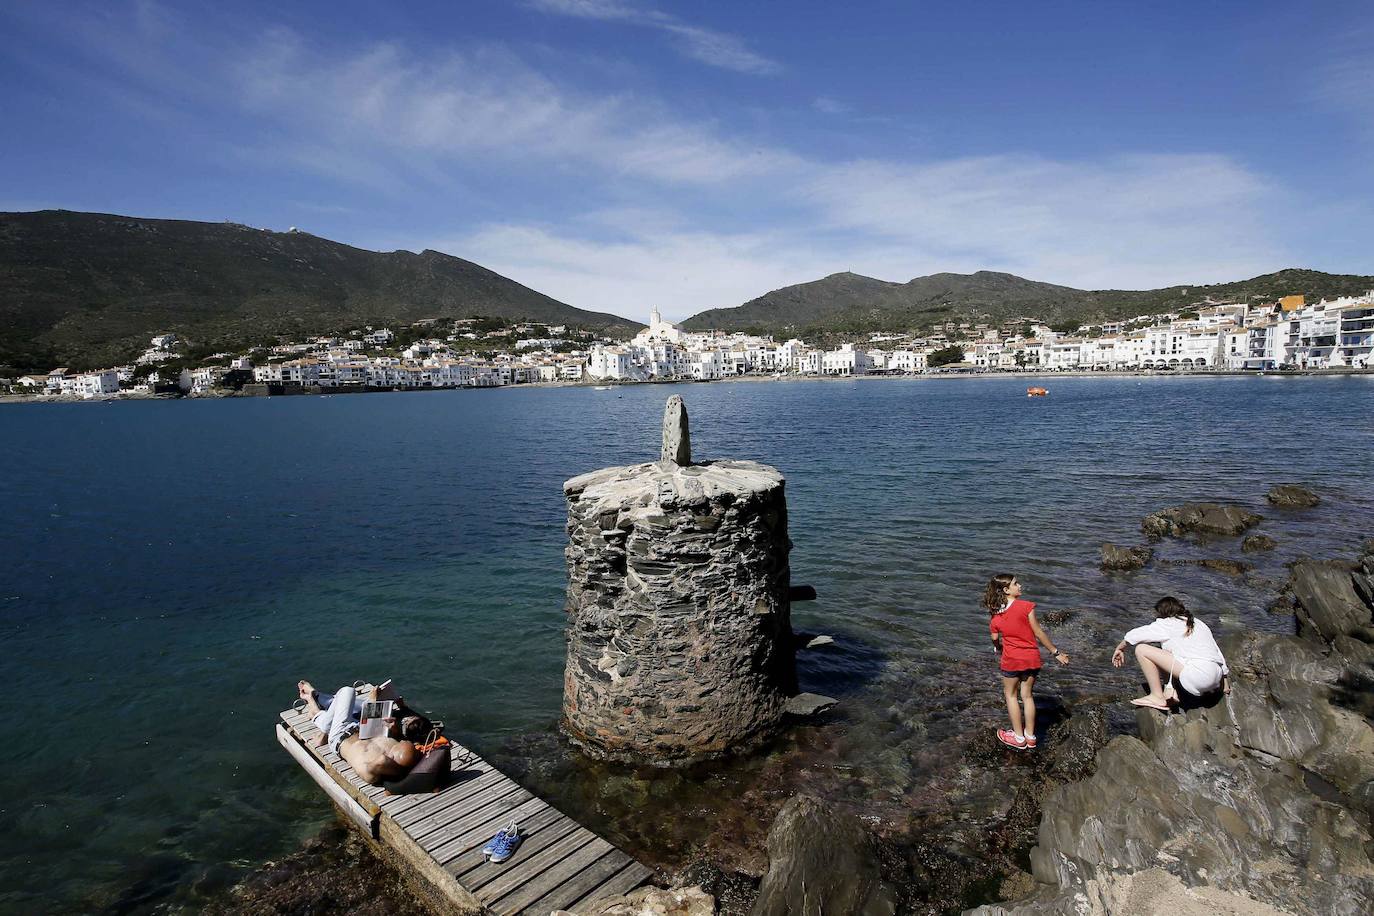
784,693,838,716
565,460,784,513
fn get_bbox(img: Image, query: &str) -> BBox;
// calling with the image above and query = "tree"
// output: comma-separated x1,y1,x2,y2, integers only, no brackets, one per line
927,345,966,368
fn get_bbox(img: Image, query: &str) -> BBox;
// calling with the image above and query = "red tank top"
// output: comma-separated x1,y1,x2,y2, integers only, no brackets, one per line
990,598,1041,671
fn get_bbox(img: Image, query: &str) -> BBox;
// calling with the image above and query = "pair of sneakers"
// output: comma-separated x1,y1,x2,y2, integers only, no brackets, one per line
482,820,521,864
996,728,1037,750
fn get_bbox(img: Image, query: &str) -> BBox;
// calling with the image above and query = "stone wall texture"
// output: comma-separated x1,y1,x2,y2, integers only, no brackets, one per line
561,458,797,765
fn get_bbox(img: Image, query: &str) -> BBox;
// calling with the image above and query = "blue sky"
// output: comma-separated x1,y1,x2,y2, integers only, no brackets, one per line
3,1,1372,321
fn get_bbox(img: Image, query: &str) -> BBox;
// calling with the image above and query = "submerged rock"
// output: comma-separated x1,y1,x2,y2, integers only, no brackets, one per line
751,795,898,916
1265,484,1321,508
1241,534,1277,552
1196,557,1250,576
1141,503,1262,540
1099,543,1152,571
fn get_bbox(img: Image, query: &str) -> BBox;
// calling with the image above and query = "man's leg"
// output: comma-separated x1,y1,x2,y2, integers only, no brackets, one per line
316,685,359,751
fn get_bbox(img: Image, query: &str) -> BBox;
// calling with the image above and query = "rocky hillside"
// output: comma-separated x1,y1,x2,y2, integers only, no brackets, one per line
682,268,1374,336
0,210,640,371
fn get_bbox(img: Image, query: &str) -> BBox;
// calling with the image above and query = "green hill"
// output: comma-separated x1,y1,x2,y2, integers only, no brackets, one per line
682,268,1374,337
0,210,640,371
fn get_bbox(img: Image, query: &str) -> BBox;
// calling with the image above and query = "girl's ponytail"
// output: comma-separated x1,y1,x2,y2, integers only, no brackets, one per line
983,573,1015,616
1154,596,1194,636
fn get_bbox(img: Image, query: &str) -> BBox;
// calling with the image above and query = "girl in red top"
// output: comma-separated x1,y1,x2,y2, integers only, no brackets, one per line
984,573,1069,749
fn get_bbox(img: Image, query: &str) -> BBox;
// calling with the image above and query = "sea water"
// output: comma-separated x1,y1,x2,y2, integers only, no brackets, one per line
2,376,1371,912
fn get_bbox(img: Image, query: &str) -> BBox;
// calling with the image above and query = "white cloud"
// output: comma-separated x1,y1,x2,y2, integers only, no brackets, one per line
526,0,781,75
805,154,1282,289
226,31,797,186
447,222,824,322
19,2,1299,321
812,95,849,115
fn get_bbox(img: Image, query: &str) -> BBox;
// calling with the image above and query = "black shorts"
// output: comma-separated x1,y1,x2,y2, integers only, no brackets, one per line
1000,668,1041,680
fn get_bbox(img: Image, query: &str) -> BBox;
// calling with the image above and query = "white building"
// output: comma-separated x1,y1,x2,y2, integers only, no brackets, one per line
821,344,871,375
587,345,635,380
74,369,120,398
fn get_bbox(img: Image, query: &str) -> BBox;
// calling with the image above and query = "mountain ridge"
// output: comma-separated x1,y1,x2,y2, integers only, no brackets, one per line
0,209,640,371
681,266,1374,336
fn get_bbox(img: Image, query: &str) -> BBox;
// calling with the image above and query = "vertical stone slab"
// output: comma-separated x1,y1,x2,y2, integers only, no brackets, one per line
661,395,691,466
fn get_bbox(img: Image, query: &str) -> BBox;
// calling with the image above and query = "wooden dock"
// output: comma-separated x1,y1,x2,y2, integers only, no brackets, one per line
277,706,653,915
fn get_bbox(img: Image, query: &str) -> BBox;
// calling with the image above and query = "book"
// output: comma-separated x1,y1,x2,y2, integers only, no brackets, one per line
358,699,395,740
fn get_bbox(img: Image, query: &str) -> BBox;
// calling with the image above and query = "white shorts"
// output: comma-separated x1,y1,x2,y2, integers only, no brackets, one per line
1177,659,1223,695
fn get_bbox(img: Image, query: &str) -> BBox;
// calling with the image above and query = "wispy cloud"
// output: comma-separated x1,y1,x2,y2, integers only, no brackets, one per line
1314,27,1374,139
13,2,1296,321
526,0,781,75
812,95,849,115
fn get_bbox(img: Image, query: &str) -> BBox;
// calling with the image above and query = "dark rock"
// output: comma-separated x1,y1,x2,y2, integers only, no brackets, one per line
673,860,759,916
203,822,432,916
1099,543,1151,571
751,795,898,916
1266,484,1320,508
1290,559,1374,646
1140,503,1261,540
1241,534,1277,552
1197,557,1250,576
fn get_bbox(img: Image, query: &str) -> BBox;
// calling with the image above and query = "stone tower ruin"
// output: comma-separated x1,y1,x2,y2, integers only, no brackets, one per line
561,395,798,765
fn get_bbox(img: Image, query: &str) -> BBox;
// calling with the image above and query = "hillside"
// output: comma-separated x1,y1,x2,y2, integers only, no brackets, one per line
0,210,639,371
681,268,1374,336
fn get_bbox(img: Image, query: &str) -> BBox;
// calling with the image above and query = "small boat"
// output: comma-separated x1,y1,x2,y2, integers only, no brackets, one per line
1027,386,1048,397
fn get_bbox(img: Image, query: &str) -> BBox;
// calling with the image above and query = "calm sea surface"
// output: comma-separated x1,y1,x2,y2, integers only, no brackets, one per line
2,376,1371,912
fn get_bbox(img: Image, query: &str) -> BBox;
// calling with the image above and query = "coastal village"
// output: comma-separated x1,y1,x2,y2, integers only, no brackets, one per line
10,288,1373,399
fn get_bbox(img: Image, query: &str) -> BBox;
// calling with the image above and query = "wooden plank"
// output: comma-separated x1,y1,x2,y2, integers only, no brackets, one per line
445,805,570,878
386,766,502,822
570,861,655,912
409,784,533,845
431,795,554,866
394,770,512,829
519,852,638,916
381,761,497,817
458,815,585,891
476,830,603,906
381,763,500,818
419,791,546,858
483,836,614,914
276,724,376,836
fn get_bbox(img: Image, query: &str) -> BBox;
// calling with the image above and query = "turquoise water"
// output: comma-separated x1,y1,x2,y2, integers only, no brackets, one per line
2,376,1371,912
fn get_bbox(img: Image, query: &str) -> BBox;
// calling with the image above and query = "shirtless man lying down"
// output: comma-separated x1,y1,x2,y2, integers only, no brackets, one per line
298,680,419,785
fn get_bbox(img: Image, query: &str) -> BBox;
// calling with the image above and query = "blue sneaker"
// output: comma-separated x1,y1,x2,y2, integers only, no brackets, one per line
487,821,521,864
481,822,511,858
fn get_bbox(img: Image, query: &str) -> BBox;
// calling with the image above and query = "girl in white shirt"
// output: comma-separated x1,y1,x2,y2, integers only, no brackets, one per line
1112,596,1231,709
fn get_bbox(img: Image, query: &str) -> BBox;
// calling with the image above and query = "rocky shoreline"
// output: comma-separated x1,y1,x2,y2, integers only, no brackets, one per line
208,487,1371,916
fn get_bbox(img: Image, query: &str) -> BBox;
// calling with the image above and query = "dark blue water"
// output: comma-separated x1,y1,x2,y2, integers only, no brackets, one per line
3,377,1371,912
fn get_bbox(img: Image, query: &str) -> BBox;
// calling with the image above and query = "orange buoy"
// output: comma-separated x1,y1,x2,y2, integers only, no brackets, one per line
1027,386,1048,397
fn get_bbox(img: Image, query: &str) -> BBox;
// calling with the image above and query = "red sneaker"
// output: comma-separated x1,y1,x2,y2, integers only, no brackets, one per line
997,728,1027,750
1025,734,1038,749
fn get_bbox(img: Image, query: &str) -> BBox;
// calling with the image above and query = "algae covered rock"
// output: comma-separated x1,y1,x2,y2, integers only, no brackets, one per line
751,795,897,916
1099,543,1152,571
1265,484,1320,508
1141,503,1261,540
1241,534,1277,552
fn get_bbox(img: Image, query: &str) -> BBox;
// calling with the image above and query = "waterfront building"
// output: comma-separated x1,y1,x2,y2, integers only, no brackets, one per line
821,344,871,375
74,369,120,397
